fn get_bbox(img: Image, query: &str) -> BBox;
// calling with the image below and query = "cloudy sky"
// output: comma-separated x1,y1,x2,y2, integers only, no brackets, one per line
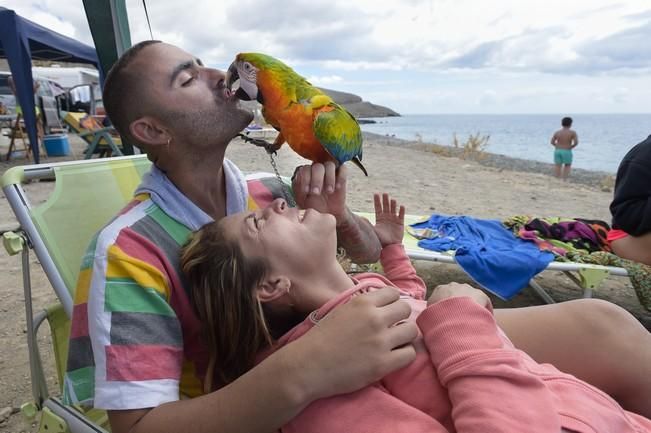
4,0,651,114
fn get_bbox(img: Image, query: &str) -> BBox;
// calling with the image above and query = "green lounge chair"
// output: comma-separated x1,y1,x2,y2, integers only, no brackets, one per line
62,112,123,159
2,155,151,432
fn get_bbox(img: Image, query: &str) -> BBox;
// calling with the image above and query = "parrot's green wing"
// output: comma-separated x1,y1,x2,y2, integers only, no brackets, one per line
313,103,363,166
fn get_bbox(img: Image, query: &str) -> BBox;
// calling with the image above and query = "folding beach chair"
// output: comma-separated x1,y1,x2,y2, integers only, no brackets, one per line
62,112,124,159
2,155,152,432
3,111,46,161
358,213,630,304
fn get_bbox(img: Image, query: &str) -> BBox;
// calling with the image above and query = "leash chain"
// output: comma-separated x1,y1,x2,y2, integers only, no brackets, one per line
237,133,296,208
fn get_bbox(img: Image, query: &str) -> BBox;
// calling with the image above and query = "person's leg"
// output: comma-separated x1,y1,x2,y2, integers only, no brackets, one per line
562,163,571,180
563,150,573,180
495,299,651,417
553,149,562,177
611,233,651,266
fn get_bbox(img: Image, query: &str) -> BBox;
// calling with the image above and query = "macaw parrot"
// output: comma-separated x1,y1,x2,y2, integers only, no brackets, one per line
226,52,368,176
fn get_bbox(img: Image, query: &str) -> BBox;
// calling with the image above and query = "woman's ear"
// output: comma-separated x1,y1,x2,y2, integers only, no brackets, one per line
129,116,170,149
256,276,291,304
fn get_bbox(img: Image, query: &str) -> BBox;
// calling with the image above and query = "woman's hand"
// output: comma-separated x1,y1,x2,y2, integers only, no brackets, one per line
428,282,491,309
373,193,405,247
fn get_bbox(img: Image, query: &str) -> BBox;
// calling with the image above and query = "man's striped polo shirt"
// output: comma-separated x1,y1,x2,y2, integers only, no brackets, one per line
63,161,288,410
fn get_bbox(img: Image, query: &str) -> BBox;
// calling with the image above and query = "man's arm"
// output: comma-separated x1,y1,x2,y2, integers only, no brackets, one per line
292,162,382,263
550,132,557,146
108,287,418,433
610,161,651,235
572,131,578,148
336,207,382,263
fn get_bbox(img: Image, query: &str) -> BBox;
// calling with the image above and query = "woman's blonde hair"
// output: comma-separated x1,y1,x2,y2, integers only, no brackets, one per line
180,220,273,392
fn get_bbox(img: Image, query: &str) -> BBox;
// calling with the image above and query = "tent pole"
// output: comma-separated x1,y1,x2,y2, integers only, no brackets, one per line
109,0,132,58
83,0,134,155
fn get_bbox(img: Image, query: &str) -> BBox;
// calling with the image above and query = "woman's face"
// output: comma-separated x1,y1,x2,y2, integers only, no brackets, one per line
220,199,338,278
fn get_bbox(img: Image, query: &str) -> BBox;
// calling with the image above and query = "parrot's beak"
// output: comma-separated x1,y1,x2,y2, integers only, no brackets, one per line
225,61,252,101
225,61,239,90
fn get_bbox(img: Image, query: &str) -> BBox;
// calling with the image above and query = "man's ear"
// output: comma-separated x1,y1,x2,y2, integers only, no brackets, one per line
256,276,291,304
129,116,170,149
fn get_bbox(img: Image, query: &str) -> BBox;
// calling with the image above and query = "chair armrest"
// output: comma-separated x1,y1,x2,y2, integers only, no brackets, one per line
78,127,115,138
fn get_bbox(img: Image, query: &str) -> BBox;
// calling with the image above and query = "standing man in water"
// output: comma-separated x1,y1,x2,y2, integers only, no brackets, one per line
550,116,578,180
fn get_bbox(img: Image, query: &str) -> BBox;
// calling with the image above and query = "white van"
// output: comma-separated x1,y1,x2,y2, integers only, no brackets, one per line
0,71,65,115
0,72,15,114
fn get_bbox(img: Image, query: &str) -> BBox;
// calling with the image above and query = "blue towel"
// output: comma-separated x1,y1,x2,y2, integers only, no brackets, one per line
412,214,554,299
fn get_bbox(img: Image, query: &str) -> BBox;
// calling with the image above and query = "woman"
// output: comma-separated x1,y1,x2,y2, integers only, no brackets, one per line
181,193,651,432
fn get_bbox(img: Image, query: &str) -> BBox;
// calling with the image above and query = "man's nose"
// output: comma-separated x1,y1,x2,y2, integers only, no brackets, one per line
203,67,227,88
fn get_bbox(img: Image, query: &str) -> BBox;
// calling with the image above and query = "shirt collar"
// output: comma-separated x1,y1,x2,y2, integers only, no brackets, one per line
134,159,249,230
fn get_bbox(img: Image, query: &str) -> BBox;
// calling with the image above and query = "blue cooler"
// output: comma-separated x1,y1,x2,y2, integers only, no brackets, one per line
44,134,70,156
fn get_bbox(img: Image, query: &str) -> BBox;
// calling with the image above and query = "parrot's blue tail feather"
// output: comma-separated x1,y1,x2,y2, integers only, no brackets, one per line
352,156,368,177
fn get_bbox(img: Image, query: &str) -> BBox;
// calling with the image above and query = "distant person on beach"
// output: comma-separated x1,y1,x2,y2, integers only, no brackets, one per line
181,193,651,433
550,116,578,180
609,134,651,266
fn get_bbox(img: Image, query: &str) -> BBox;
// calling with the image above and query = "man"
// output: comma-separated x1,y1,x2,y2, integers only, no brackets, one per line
64,41,651,433
550,116,579,180
63,40,416,433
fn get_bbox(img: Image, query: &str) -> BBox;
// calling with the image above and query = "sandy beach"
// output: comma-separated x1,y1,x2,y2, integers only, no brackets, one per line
1,132,649,431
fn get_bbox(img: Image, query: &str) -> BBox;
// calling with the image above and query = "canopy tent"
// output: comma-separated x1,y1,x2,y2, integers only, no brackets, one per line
0,7,100,163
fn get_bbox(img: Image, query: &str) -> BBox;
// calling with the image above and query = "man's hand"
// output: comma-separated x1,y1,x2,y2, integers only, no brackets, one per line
292,161,382,263
292,161,346,223
427,282,492,309
373,193,405,247
296,286,418,400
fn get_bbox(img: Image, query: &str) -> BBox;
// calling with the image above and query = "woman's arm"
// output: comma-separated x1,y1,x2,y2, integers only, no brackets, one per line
419,290,562,432
373,193,426,298
380,244,426,299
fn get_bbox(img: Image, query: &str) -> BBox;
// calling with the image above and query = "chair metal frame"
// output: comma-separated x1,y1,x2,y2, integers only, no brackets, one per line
358,213,630,304
2,155,148,432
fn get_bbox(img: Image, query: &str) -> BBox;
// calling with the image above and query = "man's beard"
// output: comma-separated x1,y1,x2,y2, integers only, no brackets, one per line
161,98,253,148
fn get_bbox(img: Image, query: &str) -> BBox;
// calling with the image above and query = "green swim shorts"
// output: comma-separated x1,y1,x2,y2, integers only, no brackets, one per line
554,148,573,165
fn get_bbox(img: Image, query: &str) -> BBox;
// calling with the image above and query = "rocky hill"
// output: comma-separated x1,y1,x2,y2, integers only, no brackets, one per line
240,88,400,121
319,88,400,118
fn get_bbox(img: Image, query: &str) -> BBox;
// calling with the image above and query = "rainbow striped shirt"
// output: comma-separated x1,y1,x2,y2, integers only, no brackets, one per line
63,162,288,409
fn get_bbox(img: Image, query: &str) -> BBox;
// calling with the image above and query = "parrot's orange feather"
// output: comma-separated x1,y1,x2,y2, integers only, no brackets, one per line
258,70,336,163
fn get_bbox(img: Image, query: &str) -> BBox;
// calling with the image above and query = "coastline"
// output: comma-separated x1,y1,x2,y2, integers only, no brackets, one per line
362,131,616,191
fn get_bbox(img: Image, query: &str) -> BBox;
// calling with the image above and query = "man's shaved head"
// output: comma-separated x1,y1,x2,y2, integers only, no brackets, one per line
102,40,162,147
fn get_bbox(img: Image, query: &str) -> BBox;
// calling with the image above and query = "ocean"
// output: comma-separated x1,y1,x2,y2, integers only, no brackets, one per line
360,114,651,174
